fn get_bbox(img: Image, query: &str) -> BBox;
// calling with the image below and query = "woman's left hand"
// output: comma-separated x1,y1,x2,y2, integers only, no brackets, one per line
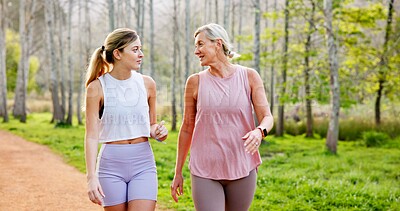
152,120,168,142
242,129,262,155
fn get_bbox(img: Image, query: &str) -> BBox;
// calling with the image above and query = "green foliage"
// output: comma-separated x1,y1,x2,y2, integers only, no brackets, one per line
284,120,306,136
6,30,20,92
1,113,400,210
28,56,40,93
5,29,40,94
363,131,390,147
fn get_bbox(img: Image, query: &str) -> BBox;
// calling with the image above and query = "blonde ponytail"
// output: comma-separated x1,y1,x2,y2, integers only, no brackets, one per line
85,47,109,87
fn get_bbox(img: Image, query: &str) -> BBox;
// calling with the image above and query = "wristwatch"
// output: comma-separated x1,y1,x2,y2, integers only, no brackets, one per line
257,126,268,138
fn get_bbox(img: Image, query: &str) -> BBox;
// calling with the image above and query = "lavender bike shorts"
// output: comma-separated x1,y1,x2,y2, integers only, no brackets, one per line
97,141,158,207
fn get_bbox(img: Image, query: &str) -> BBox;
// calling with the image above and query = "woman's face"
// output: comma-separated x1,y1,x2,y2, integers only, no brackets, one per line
194,32,218,66
117,39,144,70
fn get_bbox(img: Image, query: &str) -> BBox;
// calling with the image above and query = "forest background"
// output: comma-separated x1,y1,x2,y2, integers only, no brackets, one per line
0,0,400,210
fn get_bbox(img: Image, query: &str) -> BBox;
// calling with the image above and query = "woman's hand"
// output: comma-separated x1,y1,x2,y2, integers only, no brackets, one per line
151,120,168,142
242,129,262,155
171,173,184,202
87,176,105,206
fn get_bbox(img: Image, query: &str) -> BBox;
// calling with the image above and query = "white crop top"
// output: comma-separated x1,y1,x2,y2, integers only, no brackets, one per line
97,71,150,143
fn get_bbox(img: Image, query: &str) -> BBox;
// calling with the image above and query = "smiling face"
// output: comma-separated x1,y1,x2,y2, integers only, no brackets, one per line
194,32,219,66
117,39,144,71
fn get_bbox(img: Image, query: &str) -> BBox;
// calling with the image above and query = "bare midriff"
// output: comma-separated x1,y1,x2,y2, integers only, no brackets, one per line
106,137,148,144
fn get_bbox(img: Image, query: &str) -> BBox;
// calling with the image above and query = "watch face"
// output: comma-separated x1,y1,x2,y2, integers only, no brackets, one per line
263,128,268,136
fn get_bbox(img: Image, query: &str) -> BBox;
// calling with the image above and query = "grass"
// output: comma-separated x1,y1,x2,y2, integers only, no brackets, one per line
1,113,399,210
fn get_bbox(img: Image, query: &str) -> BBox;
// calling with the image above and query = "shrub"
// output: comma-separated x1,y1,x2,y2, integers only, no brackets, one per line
285,120,306,136
362,131,390,147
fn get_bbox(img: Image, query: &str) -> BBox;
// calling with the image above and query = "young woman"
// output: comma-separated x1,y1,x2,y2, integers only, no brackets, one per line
171,23,274,211
84,28,168,211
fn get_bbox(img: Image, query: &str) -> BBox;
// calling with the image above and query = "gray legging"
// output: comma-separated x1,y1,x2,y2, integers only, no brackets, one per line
191,169,257,211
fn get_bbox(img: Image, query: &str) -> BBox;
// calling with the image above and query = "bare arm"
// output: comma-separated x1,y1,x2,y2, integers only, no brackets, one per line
143,75,168,141
247,68,274,132
242,68,274,154
171,74,199,202
84,80,104,205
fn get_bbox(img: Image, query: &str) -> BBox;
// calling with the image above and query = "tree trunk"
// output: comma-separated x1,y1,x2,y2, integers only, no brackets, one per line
13,0,27,122
223,0,230,33
45,0,64,123
215,0,218,23
269,0,277,115
375,0,394,126
231,2,235,40
324,0,340,154
203,0,208,23
276,0,289,137
136,0,145,37
0,0,8,122
108,0,114,31
66,0,74,125
185,0,190,82
171,0,179,131
57,5,66,120
237,0,243,53
304,0,316,138
183,0,190,117
76,0,84,125
140,0,145,38
149,0,155,78
117,0,122,27
126,0,132,27
253,0,261,72
13,0,36,122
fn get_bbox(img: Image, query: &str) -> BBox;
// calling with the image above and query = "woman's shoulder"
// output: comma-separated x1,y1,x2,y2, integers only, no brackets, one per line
186,73,200,86
233,65,257,75
86,79,103,98
87,79,101,89
141,74,155,84
237,65,260,80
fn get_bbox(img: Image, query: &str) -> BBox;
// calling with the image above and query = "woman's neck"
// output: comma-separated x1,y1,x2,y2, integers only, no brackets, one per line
208,62,235,78
109,65,132,80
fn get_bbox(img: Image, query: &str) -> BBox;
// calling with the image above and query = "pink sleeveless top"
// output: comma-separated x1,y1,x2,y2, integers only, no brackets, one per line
189,65,262,180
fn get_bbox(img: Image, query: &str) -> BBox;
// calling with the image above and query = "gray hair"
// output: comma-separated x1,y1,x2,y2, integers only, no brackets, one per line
194,23,239,58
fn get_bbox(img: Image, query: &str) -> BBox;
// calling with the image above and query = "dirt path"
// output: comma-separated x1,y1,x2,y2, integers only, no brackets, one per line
0,129,102,211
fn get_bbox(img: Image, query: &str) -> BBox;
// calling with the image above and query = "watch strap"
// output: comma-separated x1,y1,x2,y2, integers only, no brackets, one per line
257,126,268,137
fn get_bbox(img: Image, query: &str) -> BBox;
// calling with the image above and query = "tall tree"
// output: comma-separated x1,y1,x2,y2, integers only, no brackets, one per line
45,0,64,123
253,0,261,72
304,0,316,138
203,0,208,23
276,0,290,137
57,4,66,120
117,0,122,27
185,0,190,81
76,0,85,124
181,0,191,117
13,0,37,122
230,0,235,39
0,0,8,122
223,0,230,32
215,0,219,23
324,0,340,154
237,0,243,53
108,0,115,31
375,0,395,126
269,0,277,115
149,0,155,78
66,0,74,125
13,0,27,122
171,0,180,131
136,0,145,37
126,0,132,27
